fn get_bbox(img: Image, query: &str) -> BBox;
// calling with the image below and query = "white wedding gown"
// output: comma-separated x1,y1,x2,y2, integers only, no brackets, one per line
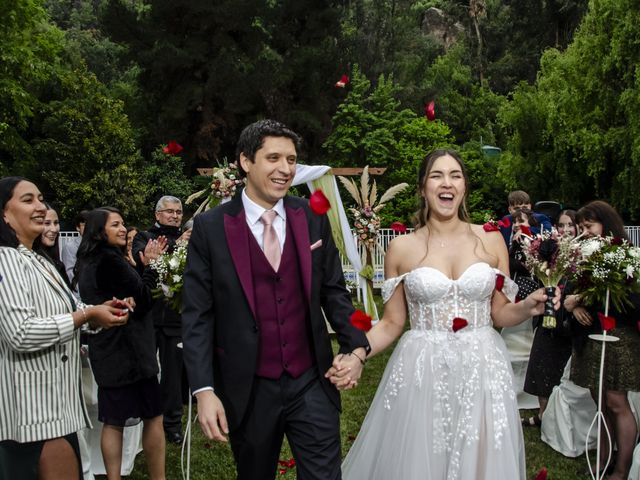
342,262,526,480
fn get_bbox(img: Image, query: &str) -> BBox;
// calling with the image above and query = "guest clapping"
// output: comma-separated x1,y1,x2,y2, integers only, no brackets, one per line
74,207,167,480
0,177,129,480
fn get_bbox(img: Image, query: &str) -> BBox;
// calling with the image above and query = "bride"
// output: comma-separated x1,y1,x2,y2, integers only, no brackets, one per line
330,149,558,480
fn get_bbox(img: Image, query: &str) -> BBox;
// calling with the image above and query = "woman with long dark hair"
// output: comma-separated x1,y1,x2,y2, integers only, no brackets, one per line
38,203,70,286
74,207,167,480
337,150,559,479
0,177,129,480
521,209,577,427
565,200,640,480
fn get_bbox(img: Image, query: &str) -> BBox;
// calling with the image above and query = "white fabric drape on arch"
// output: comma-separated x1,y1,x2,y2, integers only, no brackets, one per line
293,164,377,319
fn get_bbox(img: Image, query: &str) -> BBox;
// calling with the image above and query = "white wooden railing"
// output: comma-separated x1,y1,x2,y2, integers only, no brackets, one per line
58,226,640,290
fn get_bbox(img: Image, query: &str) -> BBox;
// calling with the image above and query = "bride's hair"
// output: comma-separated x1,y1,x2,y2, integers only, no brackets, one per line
413,149,497,268
414,149,470,227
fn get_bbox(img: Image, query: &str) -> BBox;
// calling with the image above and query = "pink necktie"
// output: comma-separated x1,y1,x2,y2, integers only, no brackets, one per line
260,210,281,271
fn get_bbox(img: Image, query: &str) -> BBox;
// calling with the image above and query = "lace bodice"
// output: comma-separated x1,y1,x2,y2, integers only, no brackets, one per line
382,262,517,332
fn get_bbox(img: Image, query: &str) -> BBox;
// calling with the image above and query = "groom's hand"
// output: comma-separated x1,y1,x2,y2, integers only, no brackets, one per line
325,348,365,390
195,390,229,442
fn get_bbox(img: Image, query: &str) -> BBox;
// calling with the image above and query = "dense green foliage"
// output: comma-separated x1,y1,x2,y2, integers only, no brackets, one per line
100,0,347,168
7,0,640,225
498,0,640,221
323,66,454,225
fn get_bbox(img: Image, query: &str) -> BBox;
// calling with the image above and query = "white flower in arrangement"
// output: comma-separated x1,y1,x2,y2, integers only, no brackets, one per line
169,257,180,270
581,238,603,258
626,265,635,278
149,240,189,311
161,284,173,298
185,161,245,215
629,247,640,258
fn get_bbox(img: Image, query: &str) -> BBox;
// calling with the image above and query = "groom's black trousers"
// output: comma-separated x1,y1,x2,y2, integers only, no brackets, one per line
229,368,342,480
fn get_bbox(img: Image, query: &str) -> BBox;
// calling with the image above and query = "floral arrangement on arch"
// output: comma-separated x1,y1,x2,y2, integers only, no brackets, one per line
572,236,640,313
149,240,189,312
338,166,408,253
186,160,244,215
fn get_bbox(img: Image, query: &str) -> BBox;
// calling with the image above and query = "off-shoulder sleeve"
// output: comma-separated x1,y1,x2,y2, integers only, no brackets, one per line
381,273,409,303
494,269,518,303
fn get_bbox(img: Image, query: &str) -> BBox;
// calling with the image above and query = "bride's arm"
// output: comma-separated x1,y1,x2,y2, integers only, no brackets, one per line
364,240,408,359
486,232,559,327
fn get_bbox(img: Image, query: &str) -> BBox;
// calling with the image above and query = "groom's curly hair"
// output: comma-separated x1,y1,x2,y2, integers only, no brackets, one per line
235,119,303,179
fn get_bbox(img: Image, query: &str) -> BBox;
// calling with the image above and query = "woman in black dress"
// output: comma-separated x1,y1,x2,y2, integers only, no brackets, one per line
564,201,640,480
522,209,577,427
75,207,167,480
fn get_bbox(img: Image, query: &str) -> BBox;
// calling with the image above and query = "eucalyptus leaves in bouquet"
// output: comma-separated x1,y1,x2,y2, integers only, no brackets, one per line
573,236,640,313
149,240,188,312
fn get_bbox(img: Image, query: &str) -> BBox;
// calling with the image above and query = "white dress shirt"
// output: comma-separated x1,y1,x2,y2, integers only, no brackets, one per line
241,189,286,250
192,191,287,397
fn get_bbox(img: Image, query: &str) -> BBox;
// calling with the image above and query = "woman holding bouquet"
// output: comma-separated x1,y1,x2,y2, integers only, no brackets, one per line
335,150,559,480
522,210,576,427
74,207,167,480
564,200,640,480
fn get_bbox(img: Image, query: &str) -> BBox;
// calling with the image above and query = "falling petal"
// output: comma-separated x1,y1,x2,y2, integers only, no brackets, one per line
424,101,436,121
309,189,331,215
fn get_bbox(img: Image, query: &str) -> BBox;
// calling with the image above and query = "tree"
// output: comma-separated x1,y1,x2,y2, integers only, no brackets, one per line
498,0,640,220
323,66,454,225
0,0,64,173
29,70,150,223
100,0,347,168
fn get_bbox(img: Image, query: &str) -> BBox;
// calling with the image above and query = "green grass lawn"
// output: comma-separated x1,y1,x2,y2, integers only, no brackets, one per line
120,339,594,480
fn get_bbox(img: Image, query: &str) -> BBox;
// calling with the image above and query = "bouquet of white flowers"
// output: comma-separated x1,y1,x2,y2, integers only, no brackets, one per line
572,236,640,313
149,240,188,312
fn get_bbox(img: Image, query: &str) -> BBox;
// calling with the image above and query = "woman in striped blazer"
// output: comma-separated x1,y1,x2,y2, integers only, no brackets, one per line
0,177,131,480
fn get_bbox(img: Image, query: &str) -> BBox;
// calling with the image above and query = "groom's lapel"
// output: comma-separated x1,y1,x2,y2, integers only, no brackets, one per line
223,209,256,318
286,204,312,303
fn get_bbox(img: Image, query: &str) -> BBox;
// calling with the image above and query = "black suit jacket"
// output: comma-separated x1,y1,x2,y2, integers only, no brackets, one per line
181,194,369,430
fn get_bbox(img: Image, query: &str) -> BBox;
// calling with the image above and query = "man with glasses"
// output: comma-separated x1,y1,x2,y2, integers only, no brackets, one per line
132,195,192,445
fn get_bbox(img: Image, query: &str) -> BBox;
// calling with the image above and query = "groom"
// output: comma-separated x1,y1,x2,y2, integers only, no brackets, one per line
181,119,370,480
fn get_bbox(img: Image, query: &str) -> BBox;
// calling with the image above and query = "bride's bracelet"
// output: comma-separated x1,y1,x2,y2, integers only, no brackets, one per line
349,351,366,365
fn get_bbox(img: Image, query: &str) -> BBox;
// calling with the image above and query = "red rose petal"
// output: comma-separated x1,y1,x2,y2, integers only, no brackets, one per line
483,222,499,232
534,467,548,480
335,74,349,88
309,189,331,215
598,312,616,331
520,225,532,236
162,140,183,155
495,273,505,292
350,309,372,331
452,317,468,332
424,100,436,121
390,221,407,233
498,217,511,228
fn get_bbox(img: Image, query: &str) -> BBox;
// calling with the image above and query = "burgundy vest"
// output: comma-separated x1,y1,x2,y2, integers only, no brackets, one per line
248,221,314,379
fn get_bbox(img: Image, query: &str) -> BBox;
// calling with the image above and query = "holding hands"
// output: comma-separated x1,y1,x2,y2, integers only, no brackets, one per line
325,347,367,391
